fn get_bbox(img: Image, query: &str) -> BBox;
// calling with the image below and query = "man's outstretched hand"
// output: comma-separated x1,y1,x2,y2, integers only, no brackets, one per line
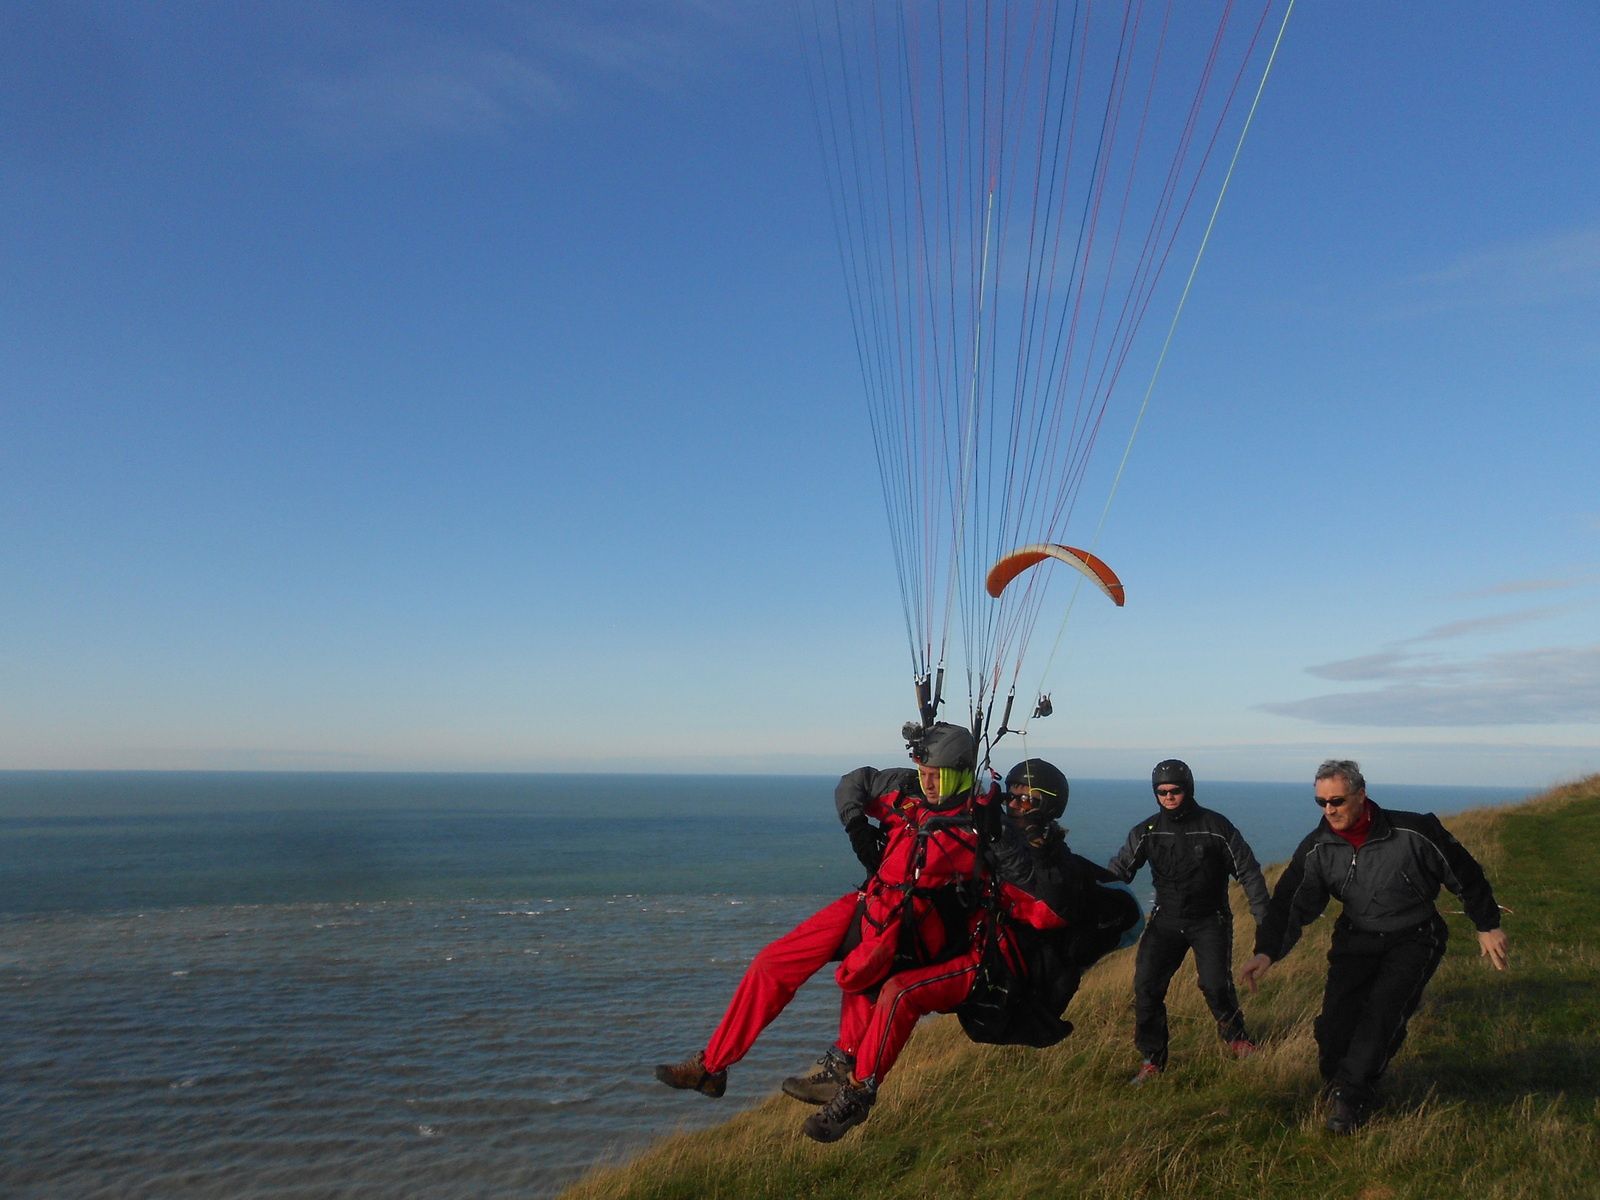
1478,928,1509,971
1239,953,1273,994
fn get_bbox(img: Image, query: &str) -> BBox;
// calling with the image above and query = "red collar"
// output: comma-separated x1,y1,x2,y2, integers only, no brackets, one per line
1330,803,1374,849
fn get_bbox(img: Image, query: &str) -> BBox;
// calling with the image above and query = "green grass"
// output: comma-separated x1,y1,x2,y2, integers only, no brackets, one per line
563,777,1600,1200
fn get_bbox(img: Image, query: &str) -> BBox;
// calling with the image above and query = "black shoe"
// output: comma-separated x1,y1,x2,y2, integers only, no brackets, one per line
801,1079,876,1143
783,1049,854,1105
653,1051,727,1098
1325,1090,1366,1135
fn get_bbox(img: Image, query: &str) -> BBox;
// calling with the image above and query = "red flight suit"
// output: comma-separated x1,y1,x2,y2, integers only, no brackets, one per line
701,767,986,1073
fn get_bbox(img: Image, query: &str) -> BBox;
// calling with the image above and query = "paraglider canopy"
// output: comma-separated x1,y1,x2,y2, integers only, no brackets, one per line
986,544,1126,608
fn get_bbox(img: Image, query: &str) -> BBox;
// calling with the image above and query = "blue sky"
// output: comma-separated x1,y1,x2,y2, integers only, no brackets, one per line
3,1,1597,788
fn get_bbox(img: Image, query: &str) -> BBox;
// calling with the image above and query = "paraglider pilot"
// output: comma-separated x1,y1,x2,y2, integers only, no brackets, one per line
652,720,986,1102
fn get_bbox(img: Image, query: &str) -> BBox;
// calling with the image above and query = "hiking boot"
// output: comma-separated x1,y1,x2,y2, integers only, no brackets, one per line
1130,1060,1162,1085
801,1079,876,1143
1229,1038,1257,1060
653,1051,727,1098
1325,1090,1366,1135
782,1049,853,1105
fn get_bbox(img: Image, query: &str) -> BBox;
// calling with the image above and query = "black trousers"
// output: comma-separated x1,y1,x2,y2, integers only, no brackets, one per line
1314,913,1448,1106
1133,910,1248,1067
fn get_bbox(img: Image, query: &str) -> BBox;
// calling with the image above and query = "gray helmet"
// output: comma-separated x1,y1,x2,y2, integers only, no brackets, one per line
903,720,977,771
1004,759,1068,821
1152,758,1195,798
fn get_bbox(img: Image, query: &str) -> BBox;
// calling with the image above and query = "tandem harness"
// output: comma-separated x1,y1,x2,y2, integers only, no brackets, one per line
859,813,985,971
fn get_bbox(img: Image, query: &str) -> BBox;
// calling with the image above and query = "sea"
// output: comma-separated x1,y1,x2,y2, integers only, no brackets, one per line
0,770,1532,1199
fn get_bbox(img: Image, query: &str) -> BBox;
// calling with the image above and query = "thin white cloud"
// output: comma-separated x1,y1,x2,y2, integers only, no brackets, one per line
1400,224,1600,313
523,1,772,90
1459,576,1591,599
289,44,565,144
284,3,762,148
534,10,706,81
1307,602,1569,679
1306,652,1478,685
1306,652,1429,682
1401,608,1564,644
1261,644,1600,728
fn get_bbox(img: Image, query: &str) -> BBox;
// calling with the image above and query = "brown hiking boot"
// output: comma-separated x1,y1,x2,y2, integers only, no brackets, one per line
653,1051,727,1098
782,1049,853,1105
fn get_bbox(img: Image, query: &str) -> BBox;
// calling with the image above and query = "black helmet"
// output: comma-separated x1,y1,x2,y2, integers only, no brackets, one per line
1004,759,1068,821
1152,758,1195,798
905,720,977,771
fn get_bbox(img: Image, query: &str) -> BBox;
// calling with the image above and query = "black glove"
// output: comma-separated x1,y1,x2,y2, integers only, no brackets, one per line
845,816,887,873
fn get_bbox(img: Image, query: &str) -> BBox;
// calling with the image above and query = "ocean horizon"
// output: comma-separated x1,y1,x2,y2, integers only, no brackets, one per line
1,769,1535,1198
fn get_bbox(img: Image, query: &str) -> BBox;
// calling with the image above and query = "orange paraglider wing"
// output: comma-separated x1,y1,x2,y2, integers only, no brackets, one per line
985,544,1126,607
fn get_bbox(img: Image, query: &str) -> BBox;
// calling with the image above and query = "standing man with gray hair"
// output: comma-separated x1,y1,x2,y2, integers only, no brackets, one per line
1240,760,1509,1134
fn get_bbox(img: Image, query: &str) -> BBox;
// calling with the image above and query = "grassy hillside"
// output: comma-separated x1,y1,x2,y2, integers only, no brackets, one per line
563,777,1600,1200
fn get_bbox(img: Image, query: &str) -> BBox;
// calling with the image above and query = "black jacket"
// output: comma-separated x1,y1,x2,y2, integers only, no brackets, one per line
1107,799,1270,922
958,821,1141,1048
1254,800,1502,960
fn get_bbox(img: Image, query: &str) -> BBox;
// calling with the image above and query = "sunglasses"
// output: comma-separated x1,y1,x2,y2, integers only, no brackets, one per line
1155,787,1185,798
1315,794,1357,808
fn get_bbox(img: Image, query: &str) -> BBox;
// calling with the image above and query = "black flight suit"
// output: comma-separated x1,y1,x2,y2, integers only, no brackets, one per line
1107,797,1269,1067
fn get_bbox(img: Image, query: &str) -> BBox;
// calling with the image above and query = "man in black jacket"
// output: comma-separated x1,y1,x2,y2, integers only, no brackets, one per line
1107,759,1270,1083
1239,759,1509,1134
